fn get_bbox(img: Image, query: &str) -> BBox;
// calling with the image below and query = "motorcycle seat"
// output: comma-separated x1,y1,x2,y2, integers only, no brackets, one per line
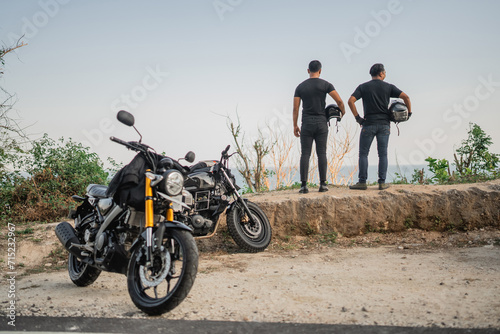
189,160,218,174
86,184,109,198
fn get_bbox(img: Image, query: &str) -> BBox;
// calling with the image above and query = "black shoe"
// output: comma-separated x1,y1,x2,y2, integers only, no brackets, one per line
319,184,328,192
299,186,309,194
349,182,367,190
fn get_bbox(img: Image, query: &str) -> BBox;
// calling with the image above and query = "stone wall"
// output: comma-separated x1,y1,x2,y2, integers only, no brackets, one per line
246,180,500,238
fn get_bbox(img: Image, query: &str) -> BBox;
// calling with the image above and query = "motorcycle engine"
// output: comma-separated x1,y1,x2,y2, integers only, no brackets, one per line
96,231,108,251
189,214,214,233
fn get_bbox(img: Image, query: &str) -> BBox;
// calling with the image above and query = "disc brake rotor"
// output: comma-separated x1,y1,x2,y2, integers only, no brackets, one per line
139,250,171,287
242,213,262,238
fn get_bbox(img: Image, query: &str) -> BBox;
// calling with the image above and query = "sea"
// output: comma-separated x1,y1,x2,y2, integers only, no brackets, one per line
231,164,429,190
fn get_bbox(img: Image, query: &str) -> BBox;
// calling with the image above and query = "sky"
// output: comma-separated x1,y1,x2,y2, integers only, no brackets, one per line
1,0,500,179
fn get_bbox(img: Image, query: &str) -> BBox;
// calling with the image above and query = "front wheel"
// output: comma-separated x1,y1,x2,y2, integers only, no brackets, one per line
127,229,198,315
226,201,272,252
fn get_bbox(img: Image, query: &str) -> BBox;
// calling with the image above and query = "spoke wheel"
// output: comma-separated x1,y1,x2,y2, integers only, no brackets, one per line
227,201,272,252
127,229,198,315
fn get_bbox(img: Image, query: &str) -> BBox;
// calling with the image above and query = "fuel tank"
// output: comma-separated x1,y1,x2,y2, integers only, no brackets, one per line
185,172,215,191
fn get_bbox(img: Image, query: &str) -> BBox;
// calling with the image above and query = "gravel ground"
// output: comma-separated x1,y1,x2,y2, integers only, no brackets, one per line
2,231,499,329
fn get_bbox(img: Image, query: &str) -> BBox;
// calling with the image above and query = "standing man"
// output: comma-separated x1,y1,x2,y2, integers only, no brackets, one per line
293,60,345,194
348,63,411,190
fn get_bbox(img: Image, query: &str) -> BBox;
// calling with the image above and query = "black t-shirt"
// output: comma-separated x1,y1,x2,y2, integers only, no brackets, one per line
351,79,402,125
294,78,335,121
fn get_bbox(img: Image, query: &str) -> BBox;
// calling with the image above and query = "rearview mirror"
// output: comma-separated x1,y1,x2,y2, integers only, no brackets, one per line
185,151,195,164
117,110,135,127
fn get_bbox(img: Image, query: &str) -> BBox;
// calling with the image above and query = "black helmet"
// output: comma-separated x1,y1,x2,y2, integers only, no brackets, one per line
388,101,409,123
325,104,341,122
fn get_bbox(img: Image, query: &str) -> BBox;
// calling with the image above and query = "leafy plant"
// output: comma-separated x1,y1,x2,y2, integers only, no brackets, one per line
276,181,317,191
424,123,499,184
404,217,414,229
454,123,499,178
425,157,451,184
392,171,408,184
319,232,338,244
0,134,108,223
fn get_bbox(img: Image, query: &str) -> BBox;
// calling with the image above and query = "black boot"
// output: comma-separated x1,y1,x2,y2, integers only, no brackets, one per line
319,182,328,192
299,181,309,194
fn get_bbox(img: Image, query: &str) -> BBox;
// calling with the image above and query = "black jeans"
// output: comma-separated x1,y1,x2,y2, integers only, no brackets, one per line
300,118,328,183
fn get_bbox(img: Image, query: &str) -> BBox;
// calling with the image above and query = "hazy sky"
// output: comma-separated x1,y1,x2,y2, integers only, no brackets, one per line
1,0,499,174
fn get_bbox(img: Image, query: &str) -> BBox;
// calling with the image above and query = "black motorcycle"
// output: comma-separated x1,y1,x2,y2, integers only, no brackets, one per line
176,145,272,252
55,110,198,315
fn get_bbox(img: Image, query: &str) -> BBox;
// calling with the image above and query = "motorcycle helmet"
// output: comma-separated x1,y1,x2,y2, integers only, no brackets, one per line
388,100,409,123
324,104,342,122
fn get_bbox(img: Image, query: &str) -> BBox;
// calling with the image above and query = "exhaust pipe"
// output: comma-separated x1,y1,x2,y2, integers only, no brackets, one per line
55,222,86,260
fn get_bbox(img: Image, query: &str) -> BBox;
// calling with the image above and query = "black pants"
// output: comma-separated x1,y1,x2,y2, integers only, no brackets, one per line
300,119,328,183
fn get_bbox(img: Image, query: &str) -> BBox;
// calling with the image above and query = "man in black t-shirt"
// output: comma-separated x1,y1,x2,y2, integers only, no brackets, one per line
348,63,411,190
293,60,345,193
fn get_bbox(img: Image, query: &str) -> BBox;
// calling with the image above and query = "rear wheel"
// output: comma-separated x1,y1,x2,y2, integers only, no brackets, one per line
226,201,272,252
68,253,101,287
127,229,198,315
68,216,102,287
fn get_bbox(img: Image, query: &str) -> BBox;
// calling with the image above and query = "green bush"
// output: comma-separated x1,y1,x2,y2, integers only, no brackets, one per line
454,123,499,178
0,134,108,223
396,123,499,185
425,157,451,184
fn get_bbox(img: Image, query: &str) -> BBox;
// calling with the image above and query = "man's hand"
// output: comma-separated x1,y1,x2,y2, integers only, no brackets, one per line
294,125,301,137
355,115,365,126
293,97,301,137
399,92,411,114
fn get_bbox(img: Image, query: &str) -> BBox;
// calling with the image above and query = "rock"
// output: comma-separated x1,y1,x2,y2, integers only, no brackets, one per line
248,181,500,238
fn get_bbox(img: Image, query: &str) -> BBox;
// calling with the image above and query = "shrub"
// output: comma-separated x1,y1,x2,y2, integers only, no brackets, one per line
0,134,108,223
419,123,498,185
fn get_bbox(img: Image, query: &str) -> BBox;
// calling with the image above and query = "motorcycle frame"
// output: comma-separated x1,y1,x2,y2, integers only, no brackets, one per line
192,149,257,239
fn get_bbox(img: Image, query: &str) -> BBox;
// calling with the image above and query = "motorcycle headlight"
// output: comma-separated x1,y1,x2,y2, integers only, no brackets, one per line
160,170,184,196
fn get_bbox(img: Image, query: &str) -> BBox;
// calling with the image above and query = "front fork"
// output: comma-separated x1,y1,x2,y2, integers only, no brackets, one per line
221,168,256,224
144,170,174,266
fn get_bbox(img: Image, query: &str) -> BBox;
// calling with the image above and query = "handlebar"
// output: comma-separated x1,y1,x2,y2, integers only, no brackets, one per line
110,136,129,146
111,136,190,175
171,159,189,175
110,136,147,153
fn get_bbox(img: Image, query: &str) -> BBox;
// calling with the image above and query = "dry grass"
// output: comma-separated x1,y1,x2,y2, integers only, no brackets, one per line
266,122,358,187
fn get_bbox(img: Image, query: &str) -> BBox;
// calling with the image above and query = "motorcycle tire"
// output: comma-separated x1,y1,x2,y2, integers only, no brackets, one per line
68,253,102,287
127,229,198,315
226,200,272,253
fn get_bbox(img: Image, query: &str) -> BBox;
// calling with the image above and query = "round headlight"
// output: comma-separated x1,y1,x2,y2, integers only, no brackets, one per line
161,170,184,196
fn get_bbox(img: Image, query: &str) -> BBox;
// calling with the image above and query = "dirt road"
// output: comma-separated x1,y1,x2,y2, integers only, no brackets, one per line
2,238,499,329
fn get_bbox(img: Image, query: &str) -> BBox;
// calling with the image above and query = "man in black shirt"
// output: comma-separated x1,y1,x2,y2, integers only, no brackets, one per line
348,63,411,190
293,60,345,193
